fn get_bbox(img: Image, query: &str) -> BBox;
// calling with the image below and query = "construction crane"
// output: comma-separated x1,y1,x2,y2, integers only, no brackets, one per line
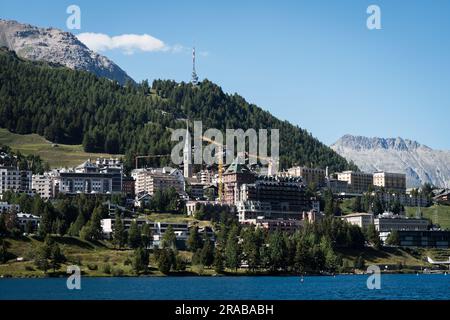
135,154,171,170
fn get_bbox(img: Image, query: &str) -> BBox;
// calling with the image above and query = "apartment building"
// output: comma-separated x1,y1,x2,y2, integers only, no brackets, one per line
122,176,135,197
188,182,206,199
337,171,373,194
56,160,122,195
133,168,184,196
32,174,54,199
197,169,214,185
287,166,326,187
237,176,309,221
373,171,406,193
0,166,32,194
327,178,349,194
374,191,430,208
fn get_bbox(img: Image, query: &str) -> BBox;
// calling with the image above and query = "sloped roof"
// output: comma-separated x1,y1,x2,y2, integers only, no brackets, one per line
76,160,97,169
224,158,252,174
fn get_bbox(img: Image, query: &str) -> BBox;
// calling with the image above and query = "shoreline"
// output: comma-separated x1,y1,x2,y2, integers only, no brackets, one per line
2,269,447,279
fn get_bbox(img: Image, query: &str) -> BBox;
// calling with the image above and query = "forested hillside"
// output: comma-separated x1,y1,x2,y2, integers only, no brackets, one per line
0,47,356,172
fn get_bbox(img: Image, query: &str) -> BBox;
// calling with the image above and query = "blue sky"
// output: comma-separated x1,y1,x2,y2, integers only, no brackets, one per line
2,0,450,149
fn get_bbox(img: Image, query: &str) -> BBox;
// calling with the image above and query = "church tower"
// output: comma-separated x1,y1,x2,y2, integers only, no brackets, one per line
183,121,192,178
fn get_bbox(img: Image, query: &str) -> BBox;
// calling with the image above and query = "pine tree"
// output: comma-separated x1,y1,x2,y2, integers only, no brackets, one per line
268,230,287,272
38,206,52,238
386,230,400,246
132,247,149,274
0,239,8,264
128,221,141,249
352,197,363,213
225,226,240,271
112,214,126,249
187,226,202,252
365,224,381,249
200,236,214,267
68,212,85,237
49,241,66,272
161,225,177,250
157,248,174,274
141,223,153,248
213,248,224,274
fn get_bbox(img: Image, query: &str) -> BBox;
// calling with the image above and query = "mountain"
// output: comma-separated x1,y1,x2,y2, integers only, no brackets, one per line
331,134,450,188
0,47,356,173
0,19,134,85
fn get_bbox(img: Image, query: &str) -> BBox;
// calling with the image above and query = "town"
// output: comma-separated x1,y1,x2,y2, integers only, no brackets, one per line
1,143,449,276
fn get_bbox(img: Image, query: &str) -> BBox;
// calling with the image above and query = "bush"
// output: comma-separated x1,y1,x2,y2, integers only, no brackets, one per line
87,263,98,271
112,268,124,277
24,265,35,271
124,257,132,266
24,247,36,261
174,255,187,271
354,256,365,270
101,263,111,274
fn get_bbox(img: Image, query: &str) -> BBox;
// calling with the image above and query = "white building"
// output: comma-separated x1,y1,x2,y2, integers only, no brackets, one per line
132,167,184,196
373,171,406,193
197,169,214,185
341,212,374,230
32,174,54,199
55,160,122,195
0,166,32,194
95,158,123,170
101,218,188,246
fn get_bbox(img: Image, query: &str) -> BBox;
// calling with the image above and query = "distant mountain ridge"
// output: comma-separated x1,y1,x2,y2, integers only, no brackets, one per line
0,19,134,85
331,134,450,188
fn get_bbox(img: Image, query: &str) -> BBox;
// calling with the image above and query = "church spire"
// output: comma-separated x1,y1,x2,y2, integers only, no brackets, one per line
183,120,192,178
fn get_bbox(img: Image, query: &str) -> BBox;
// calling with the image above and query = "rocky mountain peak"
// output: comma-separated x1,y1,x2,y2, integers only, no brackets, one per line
334,134,429,152
0,19,134,85
331,134,450,188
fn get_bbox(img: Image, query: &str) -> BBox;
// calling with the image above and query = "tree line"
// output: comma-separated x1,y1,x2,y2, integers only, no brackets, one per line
0,47,356,174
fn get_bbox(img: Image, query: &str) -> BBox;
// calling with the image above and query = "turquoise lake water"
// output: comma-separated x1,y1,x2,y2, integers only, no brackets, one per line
0,274,449,300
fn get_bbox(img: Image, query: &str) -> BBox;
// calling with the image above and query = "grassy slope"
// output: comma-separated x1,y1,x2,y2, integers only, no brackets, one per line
2,235,450,277
0,128,121,168
0,236,140,277
337,247,450,270
405,205,450,230
143,213,212,228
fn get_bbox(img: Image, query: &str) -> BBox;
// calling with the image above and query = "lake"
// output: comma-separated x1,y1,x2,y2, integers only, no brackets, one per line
0,274,449,300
